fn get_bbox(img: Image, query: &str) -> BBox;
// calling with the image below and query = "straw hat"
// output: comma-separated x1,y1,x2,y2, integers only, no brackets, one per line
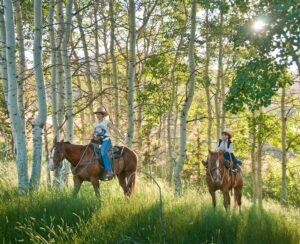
94,107,108,116
222,128,232,138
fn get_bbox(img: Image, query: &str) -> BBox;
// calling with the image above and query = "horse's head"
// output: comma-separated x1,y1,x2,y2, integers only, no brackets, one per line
207,149,226,183
48,139,66,171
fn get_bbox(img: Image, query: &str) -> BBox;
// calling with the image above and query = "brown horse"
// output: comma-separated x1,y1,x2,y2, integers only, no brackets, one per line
49,139,137,197
204,150,243,212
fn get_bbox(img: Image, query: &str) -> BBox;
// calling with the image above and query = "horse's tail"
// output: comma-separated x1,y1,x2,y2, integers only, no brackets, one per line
124,147,138,196
127,172,136,194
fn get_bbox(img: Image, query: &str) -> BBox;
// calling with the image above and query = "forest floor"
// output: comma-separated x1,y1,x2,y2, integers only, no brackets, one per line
0,162,299,244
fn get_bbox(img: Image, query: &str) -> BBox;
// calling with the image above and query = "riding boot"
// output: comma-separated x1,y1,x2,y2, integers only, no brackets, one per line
102,170,114,180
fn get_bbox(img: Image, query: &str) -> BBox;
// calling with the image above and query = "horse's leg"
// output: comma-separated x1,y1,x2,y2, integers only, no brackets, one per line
236,187,242,214
91,178,100,197
72,176,83,197
116,172,128,196
233,188,237,210
223,190,230,212
209,189,217,208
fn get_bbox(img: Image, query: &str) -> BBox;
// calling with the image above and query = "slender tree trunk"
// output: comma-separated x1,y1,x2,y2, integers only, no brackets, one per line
0,4,8,103
49,0,59,140
77,76,86,141
4,0,28,194
53,0,65,188
44,126,51,188
126,0,136,147
167,34,183,186
280,86,287,206
174,0,197,195
94,0,103,106
257,110,263,208
29,0,48,190
204,8,212,149
60,0,74,185
250,111,257,205
74,1,95,123
100,0,111,112
56,0,65,132
217,11,224,134
14,0,25,119
109,0,119,143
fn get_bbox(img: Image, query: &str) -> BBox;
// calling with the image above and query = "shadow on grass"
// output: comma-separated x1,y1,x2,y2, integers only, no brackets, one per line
0,189,100,243
74,199,299,244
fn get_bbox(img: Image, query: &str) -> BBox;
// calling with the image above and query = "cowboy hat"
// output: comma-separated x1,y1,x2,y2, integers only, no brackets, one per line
94,107,108,116
222,128,232,138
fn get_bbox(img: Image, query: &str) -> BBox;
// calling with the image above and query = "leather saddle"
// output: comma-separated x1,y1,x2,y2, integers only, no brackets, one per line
89,143,124,165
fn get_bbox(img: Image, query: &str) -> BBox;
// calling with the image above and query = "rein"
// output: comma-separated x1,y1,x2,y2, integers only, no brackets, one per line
70,144,93,174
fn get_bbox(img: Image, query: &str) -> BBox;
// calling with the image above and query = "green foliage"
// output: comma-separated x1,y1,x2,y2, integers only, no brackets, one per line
232,0,300,67
225,57,284,113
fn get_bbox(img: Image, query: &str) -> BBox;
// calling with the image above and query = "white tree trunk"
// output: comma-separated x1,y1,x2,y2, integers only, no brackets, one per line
14,0,25,119
60,0,73,185
74,1,95,123
53,0,65,188
215,11,223,137
56,0,65,130
0,4,8,103
204,8,212,149
109,0,119,143
174,0,197,195
126,0,136,147
4,0,28,194
219,12,225,132
280,86,287,206
167,34,183,186
49,0,59,140
93,0,103,106
257,110,263,208
29,0,48,190
250,111,257,205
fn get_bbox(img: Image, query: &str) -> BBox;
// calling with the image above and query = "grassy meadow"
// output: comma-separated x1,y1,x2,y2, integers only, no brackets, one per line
0,161,299,244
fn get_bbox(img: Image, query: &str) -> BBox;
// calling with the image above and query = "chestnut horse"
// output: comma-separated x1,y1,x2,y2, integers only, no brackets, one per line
49,140,137,197
204,150,243,212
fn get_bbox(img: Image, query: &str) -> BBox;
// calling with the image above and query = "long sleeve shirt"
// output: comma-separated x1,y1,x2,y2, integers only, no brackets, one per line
215,139,233,153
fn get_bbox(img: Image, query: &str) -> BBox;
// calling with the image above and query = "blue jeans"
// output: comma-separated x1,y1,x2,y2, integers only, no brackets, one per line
99,139,112,170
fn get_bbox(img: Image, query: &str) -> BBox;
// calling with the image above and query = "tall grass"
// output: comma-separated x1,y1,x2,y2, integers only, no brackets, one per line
0,162,299,243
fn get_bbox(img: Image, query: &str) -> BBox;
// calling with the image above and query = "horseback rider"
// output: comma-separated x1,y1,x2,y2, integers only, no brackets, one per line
203,128,242,169
92,107,125,180
215,128,242,168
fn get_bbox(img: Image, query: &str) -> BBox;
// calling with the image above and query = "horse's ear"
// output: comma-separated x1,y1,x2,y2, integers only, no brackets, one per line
208,149,213,155
60,139,64,143
53,136,57,144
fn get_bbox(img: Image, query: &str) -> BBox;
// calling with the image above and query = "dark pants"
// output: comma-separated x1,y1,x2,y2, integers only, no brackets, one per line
224,152,242,166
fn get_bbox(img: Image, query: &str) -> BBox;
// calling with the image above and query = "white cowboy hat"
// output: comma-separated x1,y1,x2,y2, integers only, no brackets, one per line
222,128,232,138
94,107,108,116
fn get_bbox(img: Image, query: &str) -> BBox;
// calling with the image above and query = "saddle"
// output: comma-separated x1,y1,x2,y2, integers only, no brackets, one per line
89,143,124,165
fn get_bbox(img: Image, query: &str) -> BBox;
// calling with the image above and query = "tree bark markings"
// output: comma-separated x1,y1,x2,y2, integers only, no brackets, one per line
174,0,197,195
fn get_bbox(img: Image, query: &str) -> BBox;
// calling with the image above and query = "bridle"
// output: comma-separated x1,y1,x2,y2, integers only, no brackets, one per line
49,144,66,171
49,143,95,175
208,157,225,184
